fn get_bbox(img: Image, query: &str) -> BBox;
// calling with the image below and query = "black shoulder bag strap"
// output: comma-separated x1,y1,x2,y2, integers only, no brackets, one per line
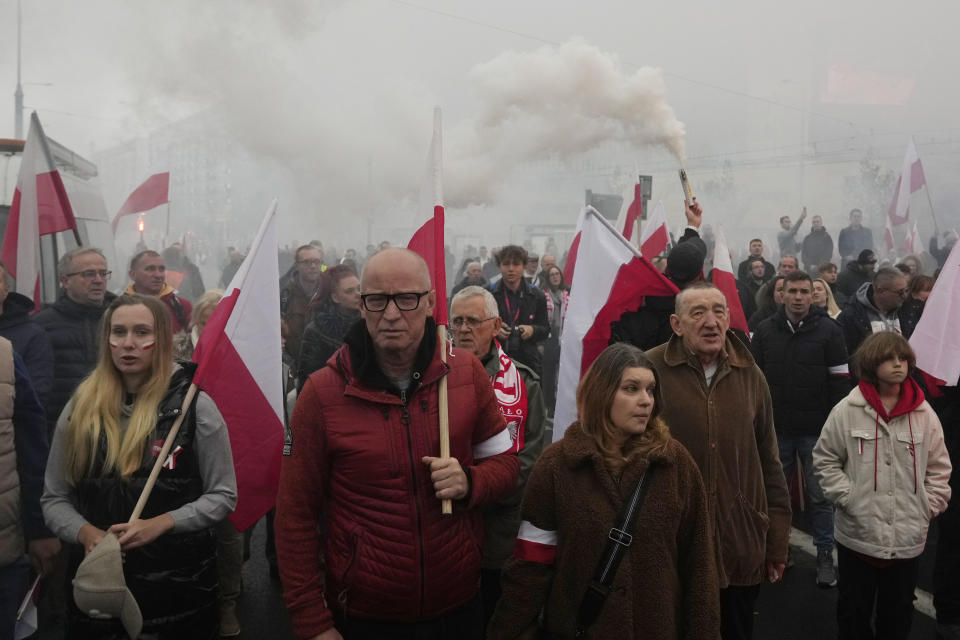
574,462,656,639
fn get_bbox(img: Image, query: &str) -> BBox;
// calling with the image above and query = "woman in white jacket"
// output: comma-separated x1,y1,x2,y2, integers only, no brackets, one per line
814,332,952,640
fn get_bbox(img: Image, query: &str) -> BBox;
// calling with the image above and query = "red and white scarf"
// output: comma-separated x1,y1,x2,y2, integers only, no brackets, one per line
491,340,529,452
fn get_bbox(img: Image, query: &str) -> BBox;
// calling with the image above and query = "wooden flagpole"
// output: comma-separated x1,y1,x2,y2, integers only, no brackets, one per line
913,136,940,236
129,383,198,522
437,324,452,515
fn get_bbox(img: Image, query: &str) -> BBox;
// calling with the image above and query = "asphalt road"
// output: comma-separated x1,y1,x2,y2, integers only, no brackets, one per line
38,511,942,639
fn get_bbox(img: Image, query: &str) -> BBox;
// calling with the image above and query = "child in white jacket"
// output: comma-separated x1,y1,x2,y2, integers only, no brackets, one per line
814,331,951,640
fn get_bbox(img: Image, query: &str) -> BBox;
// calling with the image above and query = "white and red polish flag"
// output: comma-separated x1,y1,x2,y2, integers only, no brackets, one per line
621,183,643,241
193,201,284,531
407,106,448,324
111,172,170,232
904,221,919,254
884,215,896,253
553,207,679,439
561,209,585,285
640,200,669,258
711,228,749,333
910,237,960,386
888,139,926,226
0,112,78,305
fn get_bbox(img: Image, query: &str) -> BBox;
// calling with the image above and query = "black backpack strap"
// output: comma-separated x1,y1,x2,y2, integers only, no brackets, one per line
574,462,656,638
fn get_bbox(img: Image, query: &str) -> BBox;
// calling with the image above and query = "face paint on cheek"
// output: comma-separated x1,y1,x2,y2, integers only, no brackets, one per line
141,340,155,351
109,338,121,349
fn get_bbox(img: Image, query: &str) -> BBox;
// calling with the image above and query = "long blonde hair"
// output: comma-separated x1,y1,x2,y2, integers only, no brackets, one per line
65,294,174,483
576,343,670,473
814,278,841,318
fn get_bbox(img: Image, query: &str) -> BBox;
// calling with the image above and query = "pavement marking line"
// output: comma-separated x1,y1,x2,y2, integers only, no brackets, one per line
789,527,936,620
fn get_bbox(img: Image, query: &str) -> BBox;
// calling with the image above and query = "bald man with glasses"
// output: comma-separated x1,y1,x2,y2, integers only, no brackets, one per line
276,249,518,640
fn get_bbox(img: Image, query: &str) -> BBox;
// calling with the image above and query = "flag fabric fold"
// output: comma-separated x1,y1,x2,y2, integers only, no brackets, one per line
904,221,919,254
621,183,643,241
909,239,960,386
407,107,448,324
192,201,284,530
111,172,170,232
1,112,77,303
711,228,749,333
561,209,585,286
640,200,669,258
888,139,926,226
554,208,679,439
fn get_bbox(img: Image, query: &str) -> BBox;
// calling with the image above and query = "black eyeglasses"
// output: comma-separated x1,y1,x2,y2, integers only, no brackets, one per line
65,269,112,280
451,316,497,329
361,291,430,312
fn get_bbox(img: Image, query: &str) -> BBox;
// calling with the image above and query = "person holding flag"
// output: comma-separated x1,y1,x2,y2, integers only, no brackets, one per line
41,294,238,638
275,248,518,640
610,199,706,351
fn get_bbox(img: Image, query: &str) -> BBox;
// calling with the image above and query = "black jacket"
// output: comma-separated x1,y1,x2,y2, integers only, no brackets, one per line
838,283,919,355
296,303,360,394
33,293,115,432
69,364,217,633
737,257,775,283
801,228,834,271
610,228,704,352
0,292,53,406
751,306,851,436
490,280,548,375
837,261,872,299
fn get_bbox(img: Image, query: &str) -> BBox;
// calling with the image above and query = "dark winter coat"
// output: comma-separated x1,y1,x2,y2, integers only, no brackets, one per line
838,283,919,355
33,292,115,432
491,280,549,376
275,320,519,639
750,306,851,437
488,422,720,640
837,225,874,260
837,261,873,298
296,302,360,393
646,333,792,587
0,292,53,406
280,274,316,364
66,364,218,634
737,257,775,283
801,228,834,271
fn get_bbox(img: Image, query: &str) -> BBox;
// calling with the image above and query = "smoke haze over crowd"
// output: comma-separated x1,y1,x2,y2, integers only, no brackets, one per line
3,0,959,255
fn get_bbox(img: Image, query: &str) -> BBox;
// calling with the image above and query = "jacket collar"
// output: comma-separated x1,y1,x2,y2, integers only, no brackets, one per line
662,330,755,369
773,303,826,332
125,283,177,298
561,421,675,470
50,291,116,318
338,317,445,401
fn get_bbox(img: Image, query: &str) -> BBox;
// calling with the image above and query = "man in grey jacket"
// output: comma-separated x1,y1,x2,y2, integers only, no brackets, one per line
450,286,546,629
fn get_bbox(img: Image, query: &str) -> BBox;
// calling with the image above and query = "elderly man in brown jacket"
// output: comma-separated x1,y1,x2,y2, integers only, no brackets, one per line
646,282,791,640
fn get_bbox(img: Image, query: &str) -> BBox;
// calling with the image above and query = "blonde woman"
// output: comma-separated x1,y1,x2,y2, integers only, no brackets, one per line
173,289,224,361
813,278,842,319
42,294,237,639
488,343,719,639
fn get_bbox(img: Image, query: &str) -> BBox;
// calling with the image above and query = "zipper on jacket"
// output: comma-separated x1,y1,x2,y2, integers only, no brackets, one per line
399,389,427,616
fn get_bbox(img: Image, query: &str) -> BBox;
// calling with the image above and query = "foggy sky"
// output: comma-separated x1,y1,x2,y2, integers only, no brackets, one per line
3,0,958,252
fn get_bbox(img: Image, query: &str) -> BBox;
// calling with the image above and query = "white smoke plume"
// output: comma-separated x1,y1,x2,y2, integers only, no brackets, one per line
445,39,686,206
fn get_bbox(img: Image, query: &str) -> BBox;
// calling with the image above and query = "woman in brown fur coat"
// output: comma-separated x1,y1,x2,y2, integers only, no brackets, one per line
488,343,720,639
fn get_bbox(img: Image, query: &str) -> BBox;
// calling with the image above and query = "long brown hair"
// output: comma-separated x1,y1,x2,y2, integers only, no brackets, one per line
576,343,670,472
65,294,174,482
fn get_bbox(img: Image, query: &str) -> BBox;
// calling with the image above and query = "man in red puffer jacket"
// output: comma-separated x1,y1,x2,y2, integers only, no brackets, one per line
276,248,519,640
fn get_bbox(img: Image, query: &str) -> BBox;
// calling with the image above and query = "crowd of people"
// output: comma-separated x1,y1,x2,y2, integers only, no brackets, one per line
0,200,957,640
